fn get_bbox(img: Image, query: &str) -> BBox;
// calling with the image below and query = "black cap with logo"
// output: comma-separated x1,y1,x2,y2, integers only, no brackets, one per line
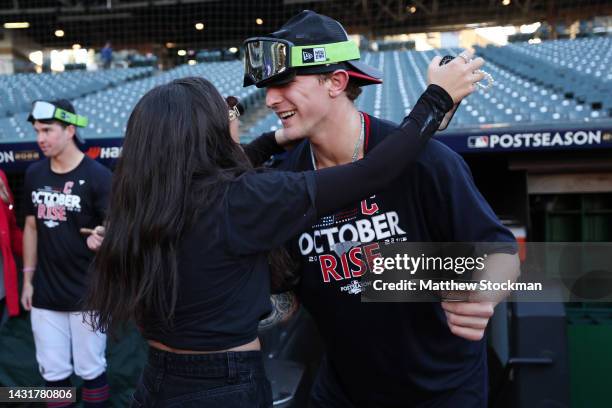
246,10,382,87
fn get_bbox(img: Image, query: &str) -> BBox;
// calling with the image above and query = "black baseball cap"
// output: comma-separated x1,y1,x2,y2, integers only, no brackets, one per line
259,10,382,87
28,99,85,144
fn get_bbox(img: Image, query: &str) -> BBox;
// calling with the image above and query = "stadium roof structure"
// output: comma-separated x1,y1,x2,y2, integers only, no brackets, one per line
1,0,611,49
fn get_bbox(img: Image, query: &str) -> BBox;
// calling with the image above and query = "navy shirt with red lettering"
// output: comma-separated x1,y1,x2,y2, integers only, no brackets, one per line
24,156,111,311
277,114,517,407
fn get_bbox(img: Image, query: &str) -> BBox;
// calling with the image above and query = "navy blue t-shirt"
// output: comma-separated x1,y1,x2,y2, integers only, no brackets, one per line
278,114,517,407
24,156,111,311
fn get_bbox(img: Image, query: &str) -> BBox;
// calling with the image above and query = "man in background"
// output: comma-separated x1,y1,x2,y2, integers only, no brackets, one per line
22,99,112,407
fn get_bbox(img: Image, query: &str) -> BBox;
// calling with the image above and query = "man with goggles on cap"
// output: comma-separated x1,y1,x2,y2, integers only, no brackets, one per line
22,99,112,406
244,10,519,408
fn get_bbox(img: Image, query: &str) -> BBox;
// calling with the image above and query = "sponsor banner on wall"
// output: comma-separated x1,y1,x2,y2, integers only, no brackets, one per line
437,125,612,153
0,138,124,172
1,125,611,172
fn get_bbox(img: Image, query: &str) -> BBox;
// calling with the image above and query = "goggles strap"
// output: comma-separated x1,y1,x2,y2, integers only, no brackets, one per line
53,107,89,127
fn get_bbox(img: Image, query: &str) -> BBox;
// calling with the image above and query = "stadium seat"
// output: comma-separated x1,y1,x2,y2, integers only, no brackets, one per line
1,62,262,142
246,38,609,135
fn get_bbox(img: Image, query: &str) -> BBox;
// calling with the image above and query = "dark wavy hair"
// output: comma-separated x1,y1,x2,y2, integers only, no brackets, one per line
86,77,251,333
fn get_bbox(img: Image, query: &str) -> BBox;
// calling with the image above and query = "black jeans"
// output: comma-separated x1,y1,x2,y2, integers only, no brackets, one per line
310,354,487,408
131,347,272,407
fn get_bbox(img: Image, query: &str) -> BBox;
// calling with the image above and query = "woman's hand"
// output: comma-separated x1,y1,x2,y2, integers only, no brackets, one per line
427,50,485,104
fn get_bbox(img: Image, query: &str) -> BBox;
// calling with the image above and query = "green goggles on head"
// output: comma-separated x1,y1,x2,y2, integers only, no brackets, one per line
242,37,361,88
29,101,88,127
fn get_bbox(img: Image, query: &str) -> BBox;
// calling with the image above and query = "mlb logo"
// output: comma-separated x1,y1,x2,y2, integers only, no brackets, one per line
313,47,326,62
467,136,489,148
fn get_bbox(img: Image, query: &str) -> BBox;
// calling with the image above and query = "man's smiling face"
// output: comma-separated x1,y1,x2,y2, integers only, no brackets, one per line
265,74,333,138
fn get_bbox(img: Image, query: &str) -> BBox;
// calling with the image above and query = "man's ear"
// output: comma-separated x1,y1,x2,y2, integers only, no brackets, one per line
65,124,76,139
327,70,350,98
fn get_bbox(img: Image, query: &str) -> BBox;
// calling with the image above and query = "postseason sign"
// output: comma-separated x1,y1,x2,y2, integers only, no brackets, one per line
438,126,612,153
1,126,611,171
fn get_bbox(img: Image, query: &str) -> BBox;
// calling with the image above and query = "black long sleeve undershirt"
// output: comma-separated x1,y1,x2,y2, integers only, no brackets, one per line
223,85,453,257
313,84,453,215
239,84,452,218
242,131,284,167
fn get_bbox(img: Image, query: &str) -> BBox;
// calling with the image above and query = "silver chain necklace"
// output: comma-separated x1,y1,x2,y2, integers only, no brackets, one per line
310,112,365,170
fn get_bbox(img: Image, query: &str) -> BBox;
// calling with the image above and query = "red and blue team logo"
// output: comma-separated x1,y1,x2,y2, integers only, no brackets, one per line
467,136,489,148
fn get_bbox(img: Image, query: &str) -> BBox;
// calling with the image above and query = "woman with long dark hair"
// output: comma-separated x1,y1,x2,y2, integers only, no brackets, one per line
87,63,479,406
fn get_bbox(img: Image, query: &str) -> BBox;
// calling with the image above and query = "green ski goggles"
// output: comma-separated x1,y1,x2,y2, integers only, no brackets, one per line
242,37,361,88
29,101,89,127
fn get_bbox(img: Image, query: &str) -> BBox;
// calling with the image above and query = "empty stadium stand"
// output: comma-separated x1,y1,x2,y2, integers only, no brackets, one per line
243,36,611,139
0,61,262,142
0,67,153,117
1,37,610,144
74,61,261,139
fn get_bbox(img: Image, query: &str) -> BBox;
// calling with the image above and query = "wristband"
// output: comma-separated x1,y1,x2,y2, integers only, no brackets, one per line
23,266,35,273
